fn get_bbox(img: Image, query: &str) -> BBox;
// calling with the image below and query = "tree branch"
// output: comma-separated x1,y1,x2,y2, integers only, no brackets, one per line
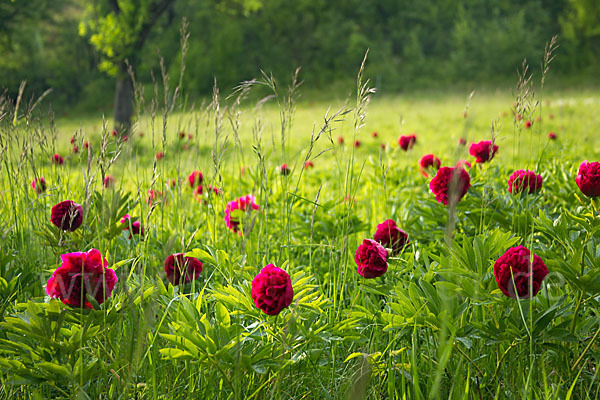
134,0,176,49
107,0,121,14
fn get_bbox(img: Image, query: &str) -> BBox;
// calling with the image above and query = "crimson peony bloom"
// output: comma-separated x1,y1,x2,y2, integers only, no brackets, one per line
525,121,532,129
251,264,293,315
70,136,76,144
224,194,259,236
576,161,600,197
508,170,542,194
419,154,441,178
121,135,128,142
458,138,467,146
179,132,186,139
52,153,64,165
72,145,79,154
51,200,83,231
103,175,115,188
338,136,344,145
32,177,47,194
429,166,471,206
355,239,388,278
84,141,90,149
46,249,117,308
398,134,417,151
280,164,291,175
380,143,387,150
111,129,118,137
548,132,557,140
120,214,143,238
156,152,164,160
494,245,548,299
147,189,166,206
456,159,472,169
164,253,203,285
354,140,361,148
372,131,378,138
170,179,177,188
469,140,498,163
304,160,314,169
373,219,409,256
188,170,203,188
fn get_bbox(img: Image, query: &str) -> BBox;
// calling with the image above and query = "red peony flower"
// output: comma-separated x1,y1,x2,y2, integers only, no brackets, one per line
354,140,361,148
576,161,600,197
280,164,291,175
355,239,388,278
52,153,64,165
120,214,143,238
32,177,47,194
121,135,128,142
188,134,193,140
170,179,177,188
508,170,542,194
398,134,417,151
111,129,118,137
179,132,186,139
494,245,548,299
338,136,344,145
139,132,145,138
164,253,203,285
548,132,557,140
72,145,79,154
525,121,532,129
373,219,409,256
188,170,203,188
419,154,441,178
70,136,76,144
456,159,472,169
103,175,115,188
224,194,259,236
371,131,378,138
469,140,498,163
251,264,293,315
156,152,164,160
51,200,83,231
46,249,117,308
147,189,166,206
304,160,314,169
380,143,387,150
84,141,90,149
429,166,471,206
458,138,467,146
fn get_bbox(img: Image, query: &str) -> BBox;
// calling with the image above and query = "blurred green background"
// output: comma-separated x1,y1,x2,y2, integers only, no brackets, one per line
1,0,599,116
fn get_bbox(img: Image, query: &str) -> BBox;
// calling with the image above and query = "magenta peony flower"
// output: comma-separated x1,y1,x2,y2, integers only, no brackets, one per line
84,141,90,149
46,248,117,308
373,219,409,255
304,160,314,169
548,132,557,140
429,166,471,206
51,200,83,231
494,245,548,299
398,134,417,151
103,175,115,188
338,136,344,145
32,177,47,194
164,253,203,285
469,140,498,163
156,152,164,160
120,214,143,238
72,145,79,154
179,132,186,139
525,121,532,129
52,153,64,165
508,170,542,194
372,131,378,138
576,161,600,197
355,239,388,278
458,138,467,146
70,136,76,144
224,194,259,236
354,140,361,148
111,129,118,137
251,264,293,315
188,171,203,188
419,154,441,177
280,164,291,175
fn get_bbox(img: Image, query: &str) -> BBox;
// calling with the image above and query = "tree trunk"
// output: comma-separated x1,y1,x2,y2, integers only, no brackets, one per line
113,62,134,133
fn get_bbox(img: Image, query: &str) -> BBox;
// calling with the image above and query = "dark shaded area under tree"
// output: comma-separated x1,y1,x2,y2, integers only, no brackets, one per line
1,0,599,119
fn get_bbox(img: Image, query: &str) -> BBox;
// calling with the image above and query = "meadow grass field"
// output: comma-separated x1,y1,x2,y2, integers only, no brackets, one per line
1,70,600,399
